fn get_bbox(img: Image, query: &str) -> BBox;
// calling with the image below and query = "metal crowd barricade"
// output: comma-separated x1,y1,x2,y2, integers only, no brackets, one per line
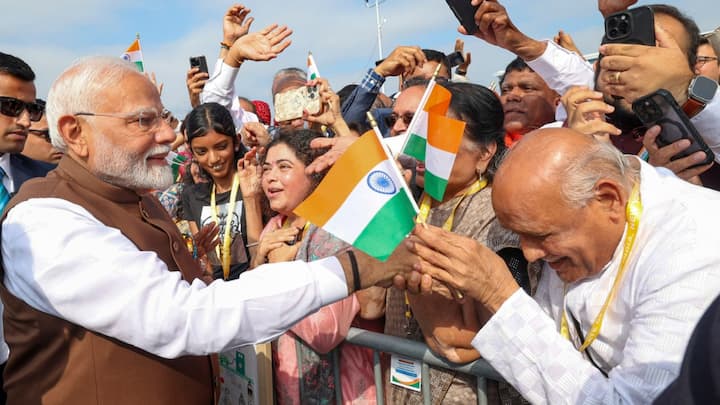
332,327,506,405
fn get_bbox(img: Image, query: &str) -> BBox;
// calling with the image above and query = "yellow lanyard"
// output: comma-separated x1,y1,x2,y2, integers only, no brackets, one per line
560,183,642,352
406,177,488,318
415,177,488,231
210,173,240,280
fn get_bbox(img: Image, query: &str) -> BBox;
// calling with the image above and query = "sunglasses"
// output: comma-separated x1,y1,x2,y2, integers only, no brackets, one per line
384,112,414,128
0,96,44,122
28,128,51,142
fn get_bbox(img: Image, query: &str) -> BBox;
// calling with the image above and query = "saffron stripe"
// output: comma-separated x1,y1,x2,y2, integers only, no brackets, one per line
427,114,466,154
294,131,387,226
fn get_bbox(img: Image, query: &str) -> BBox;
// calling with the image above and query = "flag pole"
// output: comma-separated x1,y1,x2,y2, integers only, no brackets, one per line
398,64,443,154
367,111,419,214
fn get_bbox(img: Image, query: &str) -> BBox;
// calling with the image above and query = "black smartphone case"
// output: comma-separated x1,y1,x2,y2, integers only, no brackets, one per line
602,6,655,46
632,89,715,167
445,0,479,35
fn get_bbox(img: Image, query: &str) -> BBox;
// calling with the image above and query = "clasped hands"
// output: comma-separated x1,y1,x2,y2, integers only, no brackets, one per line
383,224,520,313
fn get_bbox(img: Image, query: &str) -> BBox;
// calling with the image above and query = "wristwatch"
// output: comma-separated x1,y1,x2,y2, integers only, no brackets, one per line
682,75,718,118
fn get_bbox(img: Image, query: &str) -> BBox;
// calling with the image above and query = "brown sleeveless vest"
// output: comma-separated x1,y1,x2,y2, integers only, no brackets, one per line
0,157,216,404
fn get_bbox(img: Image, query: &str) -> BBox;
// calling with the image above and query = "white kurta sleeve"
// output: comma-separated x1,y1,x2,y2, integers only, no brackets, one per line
1,198,349,359
525,40,595,95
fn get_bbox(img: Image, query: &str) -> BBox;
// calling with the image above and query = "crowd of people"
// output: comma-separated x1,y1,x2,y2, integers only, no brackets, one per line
0,0,720,404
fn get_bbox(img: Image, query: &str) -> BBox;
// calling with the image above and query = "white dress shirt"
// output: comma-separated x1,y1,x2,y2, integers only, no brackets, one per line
1,198,349,359
526,40,720,163
471,160,720,404
201,58,260,131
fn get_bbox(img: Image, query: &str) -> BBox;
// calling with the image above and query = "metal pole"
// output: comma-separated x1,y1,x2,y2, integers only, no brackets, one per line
374,350,385,405
374,0,386,94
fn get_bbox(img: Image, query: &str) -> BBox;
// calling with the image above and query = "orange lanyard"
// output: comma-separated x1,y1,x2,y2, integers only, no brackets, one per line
560,183,642,352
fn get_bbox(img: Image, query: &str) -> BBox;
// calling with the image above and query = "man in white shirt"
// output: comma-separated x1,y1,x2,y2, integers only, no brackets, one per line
0,53,417,403
407,127,720,404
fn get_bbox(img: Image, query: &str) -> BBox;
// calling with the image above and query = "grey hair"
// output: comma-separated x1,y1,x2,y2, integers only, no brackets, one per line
46,56,142,152
560,140,640,208
271,67,307,96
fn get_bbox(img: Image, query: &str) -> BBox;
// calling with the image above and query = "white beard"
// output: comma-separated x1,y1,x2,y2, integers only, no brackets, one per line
91,134,173,191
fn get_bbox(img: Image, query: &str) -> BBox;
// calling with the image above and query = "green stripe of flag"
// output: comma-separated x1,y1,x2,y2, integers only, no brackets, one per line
423,170,449,201
353,192,417,261
134,61,144,72
404,133,426,161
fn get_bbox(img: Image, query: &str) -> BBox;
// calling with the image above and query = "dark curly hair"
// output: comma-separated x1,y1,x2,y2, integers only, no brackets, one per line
262,128,329,187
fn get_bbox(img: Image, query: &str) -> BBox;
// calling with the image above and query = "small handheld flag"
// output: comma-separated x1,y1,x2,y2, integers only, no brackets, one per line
121,35,144,72
401,81,465,201
295,132,417,261
307,52,321,80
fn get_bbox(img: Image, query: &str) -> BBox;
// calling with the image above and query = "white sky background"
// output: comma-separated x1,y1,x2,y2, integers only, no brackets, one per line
1,0,717,118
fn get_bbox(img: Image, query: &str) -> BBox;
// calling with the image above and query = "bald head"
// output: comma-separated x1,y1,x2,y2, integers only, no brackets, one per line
492,128,639,282
494,128,638,211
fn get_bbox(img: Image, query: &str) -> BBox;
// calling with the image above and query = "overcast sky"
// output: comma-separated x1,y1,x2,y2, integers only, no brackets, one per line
1,0,717,117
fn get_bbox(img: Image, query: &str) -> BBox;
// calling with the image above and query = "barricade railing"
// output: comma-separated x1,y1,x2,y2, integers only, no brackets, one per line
334,326,505,405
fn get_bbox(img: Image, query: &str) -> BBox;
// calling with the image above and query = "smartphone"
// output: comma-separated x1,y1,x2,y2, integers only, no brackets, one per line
445,0,480,35
447,51,465,68
273,86,321,123
602,6,655,46
632,89,715,167
189,56,209,74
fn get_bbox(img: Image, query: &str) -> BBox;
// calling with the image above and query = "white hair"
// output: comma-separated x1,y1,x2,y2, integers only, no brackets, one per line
560,139,640,208
45,56,142,152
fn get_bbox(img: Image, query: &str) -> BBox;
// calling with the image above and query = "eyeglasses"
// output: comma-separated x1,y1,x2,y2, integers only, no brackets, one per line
697,56,719,66
74,108,173,132
385,112,414,128
0,96,44,122
28,129,51,142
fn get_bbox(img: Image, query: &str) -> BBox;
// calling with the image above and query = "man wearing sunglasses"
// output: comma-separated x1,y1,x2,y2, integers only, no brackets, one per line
21,99,63,165
0,53,54,199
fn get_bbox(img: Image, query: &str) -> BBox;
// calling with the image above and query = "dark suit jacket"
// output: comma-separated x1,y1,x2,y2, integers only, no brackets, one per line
9,154,55,195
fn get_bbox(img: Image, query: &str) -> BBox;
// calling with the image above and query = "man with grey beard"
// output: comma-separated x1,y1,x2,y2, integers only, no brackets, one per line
0,55,419,404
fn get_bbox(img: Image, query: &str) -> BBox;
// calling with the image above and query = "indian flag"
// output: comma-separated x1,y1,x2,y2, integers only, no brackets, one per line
295,131,417,261
402,81,465,201
307,52,320,80
121,38,144,72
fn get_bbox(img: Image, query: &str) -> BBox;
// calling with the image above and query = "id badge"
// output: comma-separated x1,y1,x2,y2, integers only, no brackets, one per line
390,354,422,392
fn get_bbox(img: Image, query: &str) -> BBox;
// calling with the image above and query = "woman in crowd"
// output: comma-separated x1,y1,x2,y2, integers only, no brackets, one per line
253,128,383,404
180,102,263,280
385,82,532,405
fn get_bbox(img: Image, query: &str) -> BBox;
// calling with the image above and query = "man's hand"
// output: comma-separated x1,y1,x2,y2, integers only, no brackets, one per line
598,0,639,18
467,0,546,61
186,67,209,108
562,86,621,141
408,224,520,313
454,38,472,74
226,24,293,67
373,46,427,78
240,122,271,149
599,23,694,105
305,135,358,174
643,125,712,183
339,241,420,292
223,4,254,45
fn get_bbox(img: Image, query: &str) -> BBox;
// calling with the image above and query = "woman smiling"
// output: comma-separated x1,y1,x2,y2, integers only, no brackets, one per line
180,102,263,280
